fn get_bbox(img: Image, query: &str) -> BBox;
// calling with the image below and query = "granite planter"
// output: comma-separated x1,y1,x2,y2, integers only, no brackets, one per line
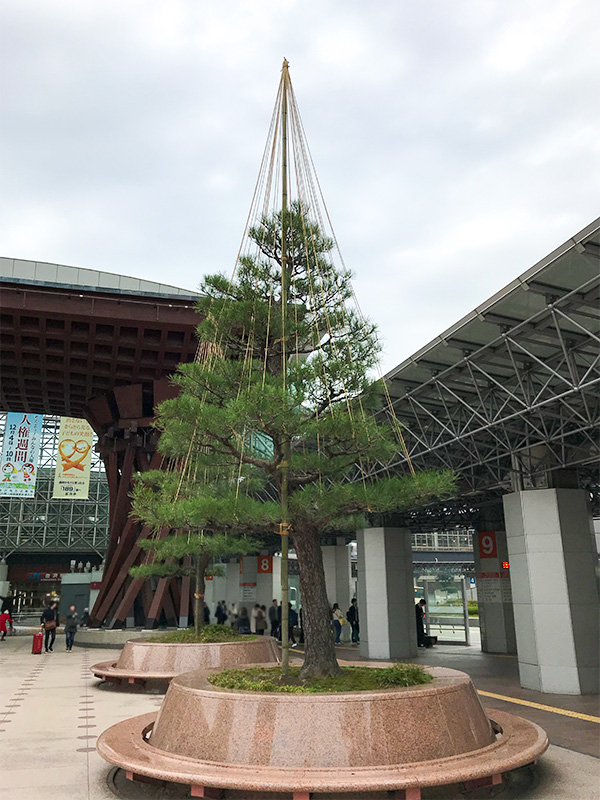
97,665,548,797
91,636,279,686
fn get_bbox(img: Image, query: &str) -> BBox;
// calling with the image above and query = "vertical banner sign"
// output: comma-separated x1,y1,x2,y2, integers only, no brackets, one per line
0,413,43,497
52,417,94,499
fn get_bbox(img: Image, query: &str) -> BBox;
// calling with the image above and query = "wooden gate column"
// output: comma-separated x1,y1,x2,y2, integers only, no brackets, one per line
86,380,180,628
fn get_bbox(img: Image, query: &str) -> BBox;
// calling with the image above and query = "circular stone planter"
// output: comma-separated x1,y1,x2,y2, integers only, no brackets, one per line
97,665,548,797
91,636,279,685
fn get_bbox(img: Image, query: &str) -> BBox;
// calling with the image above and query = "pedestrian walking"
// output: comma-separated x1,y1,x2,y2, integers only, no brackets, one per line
203,602,210,625
268,599,279,638
80,608,90,627
347,598,360,645
332,603,344,644
255,605,267,635
41,601,59,652
64,604,78,651
215,601,228,625
278,602,298,646
415,598,427,647
289,604,298,647
0,609,12,641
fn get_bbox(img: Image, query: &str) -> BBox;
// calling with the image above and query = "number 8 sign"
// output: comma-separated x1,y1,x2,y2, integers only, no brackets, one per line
478,531,498,559
258,556,273,574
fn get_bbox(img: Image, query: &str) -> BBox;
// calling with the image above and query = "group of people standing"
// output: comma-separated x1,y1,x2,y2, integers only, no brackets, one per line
214,599,300,645
331,599,360,645
213,597,361,647
0,594,89,652
230,604,270,636
40,601,81,652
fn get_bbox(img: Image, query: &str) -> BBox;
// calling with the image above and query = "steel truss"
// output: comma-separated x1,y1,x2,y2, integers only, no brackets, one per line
371,224,600,510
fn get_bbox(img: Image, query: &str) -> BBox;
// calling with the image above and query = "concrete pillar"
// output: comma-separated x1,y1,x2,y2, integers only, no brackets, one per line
357,527,416,660
256,555,282,609
226,561,240,608
322,541,353,609
206,568,224,613
503,488,600,694
322,539,353,642
0,560,9,598
473,528,517,654
238,556,258,619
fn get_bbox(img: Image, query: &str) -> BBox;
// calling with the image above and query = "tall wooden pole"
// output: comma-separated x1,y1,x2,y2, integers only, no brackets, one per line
279,58,291,675
194,555,202,637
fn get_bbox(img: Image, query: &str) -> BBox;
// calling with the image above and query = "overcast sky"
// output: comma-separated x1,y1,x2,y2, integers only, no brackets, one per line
2,0,599,372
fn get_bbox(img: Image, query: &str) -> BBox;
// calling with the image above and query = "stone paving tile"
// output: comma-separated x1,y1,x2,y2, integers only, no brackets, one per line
0,637,159,800
0,635,599,800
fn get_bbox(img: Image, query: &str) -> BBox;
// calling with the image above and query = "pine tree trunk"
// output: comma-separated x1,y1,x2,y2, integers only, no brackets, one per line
293,528,341,679
193,555,210,636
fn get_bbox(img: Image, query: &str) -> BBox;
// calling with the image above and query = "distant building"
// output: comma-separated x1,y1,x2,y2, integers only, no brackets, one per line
0,413,108,610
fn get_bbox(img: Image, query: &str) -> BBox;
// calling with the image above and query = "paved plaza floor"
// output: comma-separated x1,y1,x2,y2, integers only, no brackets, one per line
0,634,598,800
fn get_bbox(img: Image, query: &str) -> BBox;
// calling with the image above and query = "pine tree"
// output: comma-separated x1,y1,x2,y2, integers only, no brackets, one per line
131,203,455,678
129,528,258,636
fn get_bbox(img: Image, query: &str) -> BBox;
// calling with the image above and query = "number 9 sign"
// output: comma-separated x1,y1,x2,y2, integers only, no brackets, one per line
478,531,498,559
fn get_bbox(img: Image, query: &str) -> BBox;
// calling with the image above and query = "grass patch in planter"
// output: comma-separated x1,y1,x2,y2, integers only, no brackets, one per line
208,664,433,693
151,625,258,644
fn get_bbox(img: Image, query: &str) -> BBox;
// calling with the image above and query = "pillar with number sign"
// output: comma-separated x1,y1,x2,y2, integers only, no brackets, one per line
239,556,282,613
503,488,599,694
473,528,517,655
257,555,281,609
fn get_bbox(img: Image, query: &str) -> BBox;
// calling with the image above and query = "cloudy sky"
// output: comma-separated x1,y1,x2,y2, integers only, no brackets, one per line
2,0,599,372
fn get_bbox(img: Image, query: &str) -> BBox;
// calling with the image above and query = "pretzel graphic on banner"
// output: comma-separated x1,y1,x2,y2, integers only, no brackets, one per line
58,439,91,472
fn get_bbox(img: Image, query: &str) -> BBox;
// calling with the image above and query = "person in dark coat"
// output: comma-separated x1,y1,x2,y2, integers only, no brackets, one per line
0,593,14,615
64,604,78,652
203,603,210,625
233,606,251,634
268,600,279,638
255,605,268,635
41,601,60,652
80,608,90,627
278,602,298,646
215,601,228,625
415,599,427,647
288,604,298,647
347,598,360,645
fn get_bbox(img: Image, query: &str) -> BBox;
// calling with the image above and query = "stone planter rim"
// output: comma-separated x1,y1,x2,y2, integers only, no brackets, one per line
124,636,261,646
91,637,280,684
170,663,474,701
97,708,548,793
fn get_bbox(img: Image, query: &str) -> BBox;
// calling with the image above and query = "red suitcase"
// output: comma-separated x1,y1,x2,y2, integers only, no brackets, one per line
32,632,43,654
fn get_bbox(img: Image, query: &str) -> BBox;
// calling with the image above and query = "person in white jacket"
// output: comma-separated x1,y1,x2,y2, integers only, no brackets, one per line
332,603,344,644
250,603,260,633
